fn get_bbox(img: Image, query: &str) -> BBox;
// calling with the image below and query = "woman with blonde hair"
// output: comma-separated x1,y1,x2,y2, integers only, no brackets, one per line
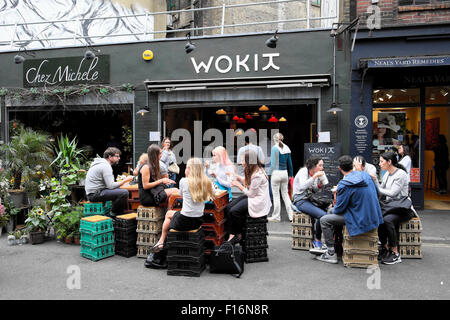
268,132,294,222
152,158,216,252
205,146,236,201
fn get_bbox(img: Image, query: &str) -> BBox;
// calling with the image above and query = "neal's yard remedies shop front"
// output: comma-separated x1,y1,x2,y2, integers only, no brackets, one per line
350,24,450,210
0,29,350,179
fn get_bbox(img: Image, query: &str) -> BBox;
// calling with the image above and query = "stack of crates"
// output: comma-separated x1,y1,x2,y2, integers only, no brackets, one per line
82,201,112,217
136,206,165,258
114,213,138,257
80,215,115,261
166,228,206,277
291,212,314,250
243,216,269,263
399,217,423,259
342,226,379,268
203,190,229,255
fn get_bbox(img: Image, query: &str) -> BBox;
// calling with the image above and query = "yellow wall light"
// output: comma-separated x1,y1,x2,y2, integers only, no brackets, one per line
142,50,154,61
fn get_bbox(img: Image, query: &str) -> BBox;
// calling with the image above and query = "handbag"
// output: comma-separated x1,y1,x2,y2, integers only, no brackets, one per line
209,242,244,278
305,189,332,210
380,196,414,218
150,183,167,205
168,162,180,174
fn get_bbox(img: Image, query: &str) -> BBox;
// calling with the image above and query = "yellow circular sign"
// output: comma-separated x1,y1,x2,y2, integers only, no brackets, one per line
142,50,154,61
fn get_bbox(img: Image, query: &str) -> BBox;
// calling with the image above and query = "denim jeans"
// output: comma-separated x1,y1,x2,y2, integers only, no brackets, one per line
295,199,327,240
88,188,129,215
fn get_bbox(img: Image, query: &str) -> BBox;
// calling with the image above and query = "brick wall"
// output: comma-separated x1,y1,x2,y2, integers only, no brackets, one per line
356,0,450,26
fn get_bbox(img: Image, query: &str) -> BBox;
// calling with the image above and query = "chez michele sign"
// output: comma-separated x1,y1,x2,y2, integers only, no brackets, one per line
23,55,110,87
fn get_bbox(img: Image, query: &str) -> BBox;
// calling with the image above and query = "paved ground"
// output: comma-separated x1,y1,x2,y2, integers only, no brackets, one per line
1,209,449,301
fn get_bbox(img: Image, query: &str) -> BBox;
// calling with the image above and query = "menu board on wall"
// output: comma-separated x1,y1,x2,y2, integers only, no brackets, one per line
304,143,342,188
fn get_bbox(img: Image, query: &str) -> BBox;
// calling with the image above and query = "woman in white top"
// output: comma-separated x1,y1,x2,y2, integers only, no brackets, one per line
225,150,272,244
398,144,412,182
378,151,414,265
292,157,329,252
152,158,216,253
205,146,236,201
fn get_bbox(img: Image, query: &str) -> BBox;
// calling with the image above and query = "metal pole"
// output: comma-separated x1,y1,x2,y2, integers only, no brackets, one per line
306,0,310,29
221,2,226,35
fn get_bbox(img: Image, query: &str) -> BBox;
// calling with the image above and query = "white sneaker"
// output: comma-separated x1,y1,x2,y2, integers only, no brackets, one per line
316,251,338,264
268,217,281,222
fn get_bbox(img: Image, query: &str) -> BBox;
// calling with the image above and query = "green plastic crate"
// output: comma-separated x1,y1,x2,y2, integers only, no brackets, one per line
79,217,114,236
80,231,115,247
83,201,112,217
80,243,115,262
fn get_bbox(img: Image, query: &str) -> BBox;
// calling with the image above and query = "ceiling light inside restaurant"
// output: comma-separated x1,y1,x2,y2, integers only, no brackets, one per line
440,89,448,97
216,109,227,115
279,117,287,122
386,93,393,99
259,105,269,111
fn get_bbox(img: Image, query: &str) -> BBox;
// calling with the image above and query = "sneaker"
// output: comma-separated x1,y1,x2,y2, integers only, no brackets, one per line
316,251,338,264
378,247,389,261
439,189,448,194
268,217,281,222
382,251,402,265
309,240,328,255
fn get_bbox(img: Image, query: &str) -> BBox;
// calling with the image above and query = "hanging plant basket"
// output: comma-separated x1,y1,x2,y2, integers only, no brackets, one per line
29,231,45,245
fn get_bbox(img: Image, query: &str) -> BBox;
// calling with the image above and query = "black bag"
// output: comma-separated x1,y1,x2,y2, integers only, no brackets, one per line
380,196,415,218
209,242,244,278
305,189,332,210
150,183,168,205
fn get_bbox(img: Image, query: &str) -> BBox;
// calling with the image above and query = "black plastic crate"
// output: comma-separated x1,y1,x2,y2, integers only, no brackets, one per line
245,223,268,236
244,248,269,263
242,235,268,249
116,246,138,258
115,231,137,243
115,237,138,248
167,257,205,277
166,228,205,244
167,242,205,258
167,253,205,263
114,218,137,229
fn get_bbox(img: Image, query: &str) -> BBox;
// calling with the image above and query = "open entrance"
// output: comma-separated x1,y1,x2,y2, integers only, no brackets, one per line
8,107,133,176
163,101,317,180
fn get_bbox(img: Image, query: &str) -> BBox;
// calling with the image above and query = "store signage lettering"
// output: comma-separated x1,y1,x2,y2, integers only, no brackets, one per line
404,74,450,85
368,56,450,68
190,53,280,74
23,56,110,87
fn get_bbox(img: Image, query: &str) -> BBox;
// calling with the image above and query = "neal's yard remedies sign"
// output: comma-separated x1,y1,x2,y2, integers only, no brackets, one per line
304,143,342,188
23,55,110,87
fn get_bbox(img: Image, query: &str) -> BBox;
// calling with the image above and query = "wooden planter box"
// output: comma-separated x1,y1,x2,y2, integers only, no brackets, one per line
29,231,45,245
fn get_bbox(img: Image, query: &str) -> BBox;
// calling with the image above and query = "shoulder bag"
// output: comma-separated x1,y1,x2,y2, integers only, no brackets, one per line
209,242,244,278
168,162,180,174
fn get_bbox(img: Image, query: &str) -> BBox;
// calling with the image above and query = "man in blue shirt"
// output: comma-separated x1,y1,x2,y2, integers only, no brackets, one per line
311,155,384,264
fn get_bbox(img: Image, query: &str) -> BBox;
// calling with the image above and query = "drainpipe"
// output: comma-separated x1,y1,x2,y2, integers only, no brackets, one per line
191,0,195,36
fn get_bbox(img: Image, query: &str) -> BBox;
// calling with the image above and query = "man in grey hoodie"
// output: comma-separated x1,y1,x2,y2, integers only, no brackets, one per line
85,147,133,216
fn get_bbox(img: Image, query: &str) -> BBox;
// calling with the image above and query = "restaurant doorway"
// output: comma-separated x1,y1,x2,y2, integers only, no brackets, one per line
163,102,317,182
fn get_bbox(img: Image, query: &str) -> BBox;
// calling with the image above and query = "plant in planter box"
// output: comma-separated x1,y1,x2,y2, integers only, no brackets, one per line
25,206,48,245
0,127,53,207
51,135,87,178
52,206,83,244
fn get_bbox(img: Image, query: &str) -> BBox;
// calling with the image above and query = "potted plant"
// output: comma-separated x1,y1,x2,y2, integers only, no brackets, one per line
0,198,8,237
7,231,16,245
25,206,48,245
0,169,20,232
52,206,83,245
51,135,87,178
0,127,53,207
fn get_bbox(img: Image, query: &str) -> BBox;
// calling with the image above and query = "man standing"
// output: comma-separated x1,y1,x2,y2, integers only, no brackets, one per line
311,155,384,264
85,147,133,217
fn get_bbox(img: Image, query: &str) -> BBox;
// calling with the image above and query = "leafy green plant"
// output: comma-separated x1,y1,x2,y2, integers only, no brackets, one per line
121,125,132,153
44,178,72,219
0,127,53,190
25,206,48,232
53,206,83,239
51,135,87,176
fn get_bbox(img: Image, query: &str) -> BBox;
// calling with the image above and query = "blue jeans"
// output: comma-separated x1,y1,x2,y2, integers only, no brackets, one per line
295,199,327,240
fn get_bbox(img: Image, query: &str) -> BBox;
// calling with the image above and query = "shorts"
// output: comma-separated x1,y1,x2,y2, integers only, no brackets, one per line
169,211,203,231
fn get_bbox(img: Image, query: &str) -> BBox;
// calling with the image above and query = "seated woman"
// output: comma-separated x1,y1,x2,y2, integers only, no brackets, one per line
205,146,236,201
138,144,178,208
152,158,216,252
224,150,271,244
378,151,416,265
292,156,329,253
